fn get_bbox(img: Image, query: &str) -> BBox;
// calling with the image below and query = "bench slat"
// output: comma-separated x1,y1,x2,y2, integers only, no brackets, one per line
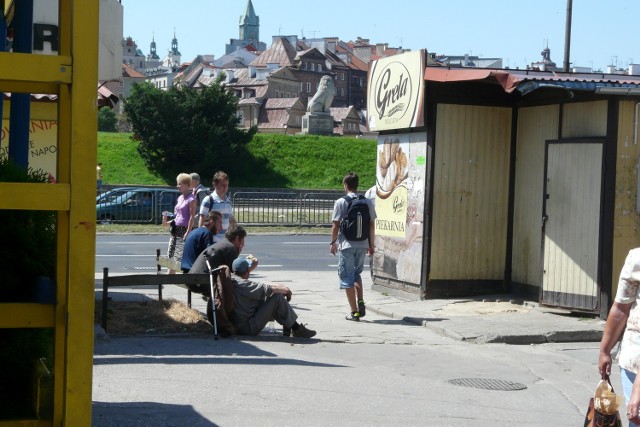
156,256,181,271
106,273,210,287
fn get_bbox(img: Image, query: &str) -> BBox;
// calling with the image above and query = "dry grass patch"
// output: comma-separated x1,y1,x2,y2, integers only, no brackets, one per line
95,299,212,335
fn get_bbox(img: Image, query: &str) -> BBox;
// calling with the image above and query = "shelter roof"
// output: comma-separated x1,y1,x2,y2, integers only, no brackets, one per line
424,67,640,95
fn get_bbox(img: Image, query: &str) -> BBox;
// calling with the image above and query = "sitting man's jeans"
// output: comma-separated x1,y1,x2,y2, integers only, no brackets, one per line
233,294,298,336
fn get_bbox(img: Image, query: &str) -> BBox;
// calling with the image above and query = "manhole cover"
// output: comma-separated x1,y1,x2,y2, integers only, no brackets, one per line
124,266,156,271
448,378,527,391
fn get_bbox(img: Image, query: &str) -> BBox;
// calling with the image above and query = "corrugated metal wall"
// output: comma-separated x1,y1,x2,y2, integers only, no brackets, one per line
542,142,603,309
512,105,559,287
612,100,640,293
562,100,607,137
431,104,511,279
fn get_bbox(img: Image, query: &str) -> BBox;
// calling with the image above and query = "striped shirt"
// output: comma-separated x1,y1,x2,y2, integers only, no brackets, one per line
199,192,234,242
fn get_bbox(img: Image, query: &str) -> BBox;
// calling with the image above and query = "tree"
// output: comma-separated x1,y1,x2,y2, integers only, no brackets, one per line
97,107,117,132
124,78,257,184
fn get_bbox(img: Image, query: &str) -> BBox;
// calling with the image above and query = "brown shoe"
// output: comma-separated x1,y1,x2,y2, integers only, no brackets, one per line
292,323,316,338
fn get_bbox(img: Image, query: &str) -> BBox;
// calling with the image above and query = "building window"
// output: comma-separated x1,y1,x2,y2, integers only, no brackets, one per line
310,63,315,71
340,73,345,80
306,82,311,93
118,80,124,87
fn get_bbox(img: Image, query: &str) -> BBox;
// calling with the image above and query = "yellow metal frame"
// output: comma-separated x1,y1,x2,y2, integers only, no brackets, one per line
0,1,98,425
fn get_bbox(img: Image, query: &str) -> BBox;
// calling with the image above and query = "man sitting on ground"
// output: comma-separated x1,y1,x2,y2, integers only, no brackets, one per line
181,211,222,273
188,225,258,295
229,256,316,339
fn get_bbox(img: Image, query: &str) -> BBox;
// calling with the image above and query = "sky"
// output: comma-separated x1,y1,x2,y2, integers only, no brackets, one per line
123,0,639,72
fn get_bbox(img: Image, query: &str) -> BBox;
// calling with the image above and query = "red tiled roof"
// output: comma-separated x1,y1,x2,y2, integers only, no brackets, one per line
250,37,297,67
122,63,144,78
258,109,289,129
329,107,353,121
264,98,300,109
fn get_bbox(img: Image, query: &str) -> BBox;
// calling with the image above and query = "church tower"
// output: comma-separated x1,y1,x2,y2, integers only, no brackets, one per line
239,0,259,47
225,1,265,55
148,35,159,60
170,31,181,57
167,30,181,71
146,34,162,69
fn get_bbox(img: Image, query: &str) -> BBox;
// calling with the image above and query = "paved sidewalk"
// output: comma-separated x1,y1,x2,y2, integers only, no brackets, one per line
365,293,604,344
96,267,605,345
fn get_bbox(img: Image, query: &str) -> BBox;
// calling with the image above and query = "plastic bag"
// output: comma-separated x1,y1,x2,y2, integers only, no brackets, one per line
584,376,623,427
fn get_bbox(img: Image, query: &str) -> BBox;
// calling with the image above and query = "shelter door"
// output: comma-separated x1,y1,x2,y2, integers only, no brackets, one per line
541,141,603,310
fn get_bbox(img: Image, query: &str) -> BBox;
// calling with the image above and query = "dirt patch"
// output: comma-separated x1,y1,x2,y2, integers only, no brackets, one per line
95,299,212,335
438,300,532,316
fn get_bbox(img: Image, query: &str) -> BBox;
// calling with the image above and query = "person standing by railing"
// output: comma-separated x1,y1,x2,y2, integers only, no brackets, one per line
199,171,237,242
164,173,197,274
190,172,210,225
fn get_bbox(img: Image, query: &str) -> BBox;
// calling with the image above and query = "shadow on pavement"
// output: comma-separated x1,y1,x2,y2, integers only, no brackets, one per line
92,401,217,427
94,355,345,368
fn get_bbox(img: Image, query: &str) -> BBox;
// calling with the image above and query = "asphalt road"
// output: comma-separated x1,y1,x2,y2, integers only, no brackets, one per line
95,233,345,276
93,233,604,426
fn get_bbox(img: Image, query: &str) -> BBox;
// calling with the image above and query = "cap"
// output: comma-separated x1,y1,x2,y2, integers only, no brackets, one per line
232,256,251,274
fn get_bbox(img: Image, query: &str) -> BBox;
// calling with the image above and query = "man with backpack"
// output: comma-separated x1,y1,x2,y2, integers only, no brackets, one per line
329,172,376,322
198,171,236,243
190,172,210,225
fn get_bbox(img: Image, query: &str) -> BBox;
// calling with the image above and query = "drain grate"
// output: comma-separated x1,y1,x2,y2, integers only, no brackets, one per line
448,378,527,391
124,266,157,271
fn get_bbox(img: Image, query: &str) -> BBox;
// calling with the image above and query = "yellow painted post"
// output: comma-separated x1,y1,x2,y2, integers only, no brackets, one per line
0,1,99,424
61,0,98,424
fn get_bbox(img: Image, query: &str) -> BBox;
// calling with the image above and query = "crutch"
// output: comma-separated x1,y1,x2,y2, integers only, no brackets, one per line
205,259,220,340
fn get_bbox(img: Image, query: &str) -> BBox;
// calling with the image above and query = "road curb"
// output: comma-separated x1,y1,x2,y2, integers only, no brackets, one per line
367,304,603,345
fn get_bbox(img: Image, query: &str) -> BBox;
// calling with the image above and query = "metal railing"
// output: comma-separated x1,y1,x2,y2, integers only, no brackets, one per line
233,191,340,227
96,186,342,227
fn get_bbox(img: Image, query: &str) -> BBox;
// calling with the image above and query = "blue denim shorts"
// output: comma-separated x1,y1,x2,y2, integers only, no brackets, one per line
338,247,367,289
621,367,639,427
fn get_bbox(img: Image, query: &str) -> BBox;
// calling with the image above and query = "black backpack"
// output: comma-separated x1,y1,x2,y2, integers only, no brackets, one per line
340,195,371,241
196,187,211,208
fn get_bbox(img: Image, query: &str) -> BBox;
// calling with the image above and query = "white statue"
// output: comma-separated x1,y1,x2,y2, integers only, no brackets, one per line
307,75,335,113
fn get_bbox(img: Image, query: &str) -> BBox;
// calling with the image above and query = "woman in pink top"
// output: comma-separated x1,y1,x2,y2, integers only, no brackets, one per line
166,173,196,273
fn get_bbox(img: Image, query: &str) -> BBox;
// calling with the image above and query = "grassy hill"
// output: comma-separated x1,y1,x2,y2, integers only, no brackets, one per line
98,132,378,190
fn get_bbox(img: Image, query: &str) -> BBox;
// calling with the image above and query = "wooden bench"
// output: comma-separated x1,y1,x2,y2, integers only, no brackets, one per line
100,249,211,333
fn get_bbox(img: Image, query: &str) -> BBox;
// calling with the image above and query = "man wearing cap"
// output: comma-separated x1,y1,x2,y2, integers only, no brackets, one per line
229,256,316,338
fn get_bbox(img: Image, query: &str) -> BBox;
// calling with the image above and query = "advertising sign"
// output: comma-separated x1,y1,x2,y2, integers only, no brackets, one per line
367,50,425,131
372,132,428,286
1,101,58,181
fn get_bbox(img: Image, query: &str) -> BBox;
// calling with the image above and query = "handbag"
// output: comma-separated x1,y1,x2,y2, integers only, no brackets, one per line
584,375,623,427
